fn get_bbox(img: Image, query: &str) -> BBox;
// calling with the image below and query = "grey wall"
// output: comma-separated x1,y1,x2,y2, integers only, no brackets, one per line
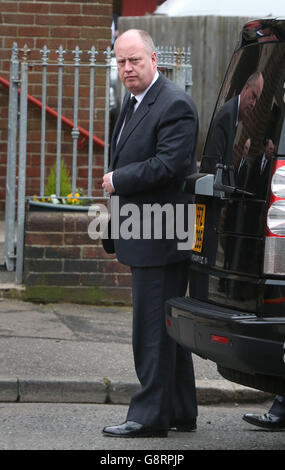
119,15,253,157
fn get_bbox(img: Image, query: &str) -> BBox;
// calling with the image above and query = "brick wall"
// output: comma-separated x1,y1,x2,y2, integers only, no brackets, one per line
24,209,132,304
0,0,113,211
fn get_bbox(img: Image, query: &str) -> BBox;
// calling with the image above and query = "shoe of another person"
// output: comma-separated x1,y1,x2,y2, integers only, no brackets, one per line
242,412,285,430
102,421,168,438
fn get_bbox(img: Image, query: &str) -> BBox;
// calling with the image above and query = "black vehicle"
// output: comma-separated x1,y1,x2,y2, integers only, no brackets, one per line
166,18,285,394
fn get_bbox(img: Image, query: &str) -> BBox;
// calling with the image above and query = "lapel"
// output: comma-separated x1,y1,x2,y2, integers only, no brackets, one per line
110,95,130,156
110,73,166,170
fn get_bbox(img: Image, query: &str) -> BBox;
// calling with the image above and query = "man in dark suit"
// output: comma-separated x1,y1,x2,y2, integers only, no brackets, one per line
200,72,264,181
200,94,240,179
101,29,199,438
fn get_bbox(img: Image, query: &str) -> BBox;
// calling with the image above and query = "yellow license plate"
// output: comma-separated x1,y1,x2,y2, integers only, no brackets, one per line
192,204,206,252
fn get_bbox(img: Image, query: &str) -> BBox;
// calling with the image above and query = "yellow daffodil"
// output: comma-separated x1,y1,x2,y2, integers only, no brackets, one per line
66,193,80,204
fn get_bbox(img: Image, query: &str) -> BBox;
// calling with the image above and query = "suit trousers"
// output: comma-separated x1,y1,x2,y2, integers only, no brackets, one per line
269,395,285,417
126,259,197,429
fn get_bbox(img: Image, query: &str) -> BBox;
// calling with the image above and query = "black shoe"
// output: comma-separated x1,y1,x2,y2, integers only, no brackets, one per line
242,412,285,430
102,421,168,438
170,420,197,432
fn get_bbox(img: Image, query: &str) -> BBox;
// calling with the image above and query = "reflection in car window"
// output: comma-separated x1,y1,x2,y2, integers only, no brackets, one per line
202,43,285,198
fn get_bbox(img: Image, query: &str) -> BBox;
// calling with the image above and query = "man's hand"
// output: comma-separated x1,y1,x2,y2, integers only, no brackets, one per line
102,172,115,195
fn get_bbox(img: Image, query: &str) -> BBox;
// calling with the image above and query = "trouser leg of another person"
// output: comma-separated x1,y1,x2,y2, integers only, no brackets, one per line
243,395,285,429
269,395,285,417
126,260,197,430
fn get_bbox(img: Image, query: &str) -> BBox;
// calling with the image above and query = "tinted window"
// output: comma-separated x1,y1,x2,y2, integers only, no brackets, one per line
202,43,285,198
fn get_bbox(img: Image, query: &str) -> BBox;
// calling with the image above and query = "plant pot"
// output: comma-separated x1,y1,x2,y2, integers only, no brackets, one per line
29,200,90,212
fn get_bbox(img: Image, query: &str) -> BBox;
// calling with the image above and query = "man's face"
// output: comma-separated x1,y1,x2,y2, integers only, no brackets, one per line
239,75,264,120
115,31,157,95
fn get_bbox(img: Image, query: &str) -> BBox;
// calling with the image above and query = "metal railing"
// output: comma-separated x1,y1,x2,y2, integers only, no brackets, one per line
0,75,105,150
3,42,192,283
4,42,114,281
156,46,193,95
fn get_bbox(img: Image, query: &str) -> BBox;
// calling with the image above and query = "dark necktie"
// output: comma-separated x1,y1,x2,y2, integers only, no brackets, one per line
114,96,137,147
124,96,137,126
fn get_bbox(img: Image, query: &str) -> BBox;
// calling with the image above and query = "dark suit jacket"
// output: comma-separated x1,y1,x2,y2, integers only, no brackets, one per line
200,95,239,180
106,72,198,267
247,155,272,199
235,157,251,189
195,96,239,270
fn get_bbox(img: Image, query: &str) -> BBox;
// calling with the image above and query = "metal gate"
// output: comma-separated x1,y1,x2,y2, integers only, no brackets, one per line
3,42,193,284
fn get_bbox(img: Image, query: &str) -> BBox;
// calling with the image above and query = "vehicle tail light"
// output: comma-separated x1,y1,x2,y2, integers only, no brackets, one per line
264,158,285,275
166,318,171,327
211,335,229,345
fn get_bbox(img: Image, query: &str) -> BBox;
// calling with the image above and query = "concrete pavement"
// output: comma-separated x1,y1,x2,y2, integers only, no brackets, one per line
0,218,273,405
0,297,273,405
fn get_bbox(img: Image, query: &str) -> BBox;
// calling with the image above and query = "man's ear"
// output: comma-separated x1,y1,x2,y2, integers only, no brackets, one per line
152,51,157,68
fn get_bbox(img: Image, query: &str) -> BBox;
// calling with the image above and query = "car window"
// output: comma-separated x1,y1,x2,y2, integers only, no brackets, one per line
203,43,285,197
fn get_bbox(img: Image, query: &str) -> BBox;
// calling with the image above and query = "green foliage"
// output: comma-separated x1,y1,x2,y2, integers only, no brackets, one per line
45,160,72,197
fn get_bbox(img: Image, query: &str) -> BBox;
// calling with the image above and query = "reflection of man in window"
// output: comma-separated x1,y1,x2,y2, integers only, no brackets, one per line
236,137,251,189
198,73,264,278
239,72,264,121
201,72,264,182
248,138,275,198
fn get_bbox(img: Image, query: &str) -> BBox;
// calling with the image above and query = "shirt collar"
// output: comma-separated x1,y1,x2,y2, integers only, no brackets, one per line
131,71,159,109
